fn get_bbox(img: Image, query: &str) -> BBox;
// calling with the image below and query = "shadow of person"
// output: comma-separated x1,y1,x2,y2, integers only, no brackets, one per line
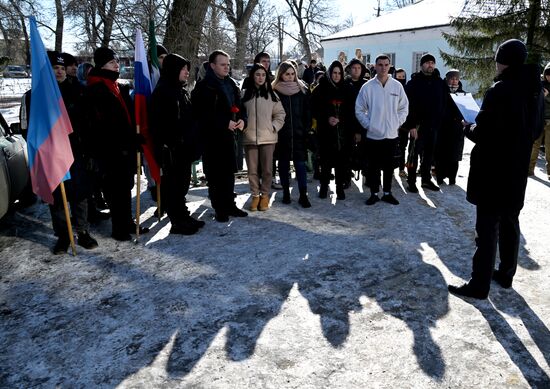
457,290,550,388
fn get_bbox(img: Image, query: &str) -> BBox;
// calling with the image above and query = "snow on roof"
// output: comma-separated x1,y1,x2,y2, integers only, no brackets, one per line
322,0,466,41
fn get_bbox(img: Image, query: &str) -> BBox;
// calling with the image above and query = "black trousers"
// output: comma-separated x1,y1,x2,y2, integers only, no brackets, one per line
205,162,235,215
102,164,134,236
319,151,348,188
407,128,437,184
398,128,409,171
161,160,192,225
469,205,521,294
365,137,398,194
436,160,459,183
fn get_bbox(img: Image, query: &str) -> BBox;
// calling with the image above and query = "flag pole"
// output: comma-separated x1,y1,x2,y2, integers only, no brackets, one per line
156,183,161,222
60,182,77,256
136,124,142,242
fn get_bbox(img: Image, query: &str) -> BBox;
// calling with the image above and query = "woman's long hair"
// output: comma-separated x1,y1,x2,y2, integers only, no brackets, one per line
272,61,297,89
242,63,279,103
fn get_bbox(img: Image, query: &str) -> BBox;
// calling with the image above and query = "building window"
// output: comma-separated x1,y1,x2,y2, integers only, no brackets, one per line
412,51,428,74
382,53,396,66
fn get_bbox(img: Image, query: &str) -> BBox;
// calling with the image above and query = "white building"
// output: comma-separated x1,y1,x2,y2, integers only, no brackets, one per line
321,0,466,82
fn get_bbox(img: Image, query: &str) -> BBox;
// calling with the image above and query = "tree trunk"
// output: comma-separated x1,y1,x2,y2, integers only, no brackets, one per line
101,0,118,46
0,20,12,58
296,17,312,61
233,22,247,78
165,0,211,72
55,0,64,52
526,0,541,64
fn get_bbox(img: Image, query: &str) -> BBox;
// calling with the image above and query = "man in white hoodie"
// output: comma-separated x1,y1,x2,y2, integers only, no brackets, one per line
355,54,409,205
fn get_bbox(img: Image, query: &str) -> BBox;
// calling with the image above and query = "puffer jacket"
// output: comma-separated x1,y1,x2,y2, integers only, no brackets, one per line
242,94,286,145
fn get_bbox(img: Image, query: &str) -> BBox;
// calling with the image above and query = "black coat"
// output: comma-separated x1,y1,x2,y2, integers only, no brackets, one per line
466,64,544,211
344,76,368,136
82,68,137,176
311,75,352,154
404,69,448,131
150,78,200,171
277,89,311,162
191,68,245,174
436,82,466,162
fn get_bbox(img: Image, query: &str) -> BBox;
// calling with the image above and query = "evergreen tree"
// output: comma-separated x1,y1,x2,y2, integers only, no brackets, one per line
441,0,550,94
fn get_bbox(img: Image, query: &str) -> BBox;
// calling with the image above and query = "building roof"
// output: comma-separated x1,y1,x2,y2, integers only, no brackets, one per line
321,0,466,42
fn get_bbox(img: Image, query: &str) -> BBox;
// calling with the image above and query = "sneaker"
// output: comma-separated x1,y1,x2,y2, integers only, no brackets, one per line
228,206,248,217
77,231,98,249
448,283,488,300
407,183,418,193
421,180,440,191
53,237,70,255
381,193,399,205
365,194,380,205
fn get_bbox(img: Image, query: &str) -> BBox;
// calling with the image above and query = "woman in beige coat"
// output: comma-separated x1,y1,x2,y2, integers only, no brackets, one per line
241,63,286,211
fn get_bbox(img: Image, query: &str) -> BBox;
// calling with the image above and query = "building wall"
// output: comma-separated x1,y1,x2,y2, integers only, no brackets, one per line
321,26,475,92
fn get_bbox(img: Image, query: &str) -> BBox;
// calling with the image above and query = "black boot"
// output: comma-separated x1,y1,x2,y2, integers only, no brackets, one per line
298,189,311,208
282,187,291,204
319,183,328,199
336,185,345,200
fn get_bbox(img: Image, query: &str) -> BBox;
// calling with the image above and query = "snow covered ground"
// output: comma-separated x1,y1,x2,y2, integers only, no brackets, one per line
1,137,549,388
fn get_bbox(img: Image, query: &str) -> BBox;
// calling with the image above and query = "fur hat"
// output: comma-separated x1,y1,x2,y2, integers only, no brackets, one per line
47,51,64,67
93,47,118,69
495,39,527,66
420,53,436,66
445,69,460,79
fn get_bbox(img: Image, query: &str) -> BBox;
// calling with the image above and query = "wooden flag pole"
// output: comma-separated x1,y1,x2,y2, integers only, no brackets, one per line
156,183,161,222
136,125,142,242
60,181,77,256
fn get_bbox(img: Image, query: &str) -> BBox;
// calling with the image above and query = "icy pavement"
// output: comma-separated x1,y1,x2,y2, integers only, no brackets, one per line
1,142,549,388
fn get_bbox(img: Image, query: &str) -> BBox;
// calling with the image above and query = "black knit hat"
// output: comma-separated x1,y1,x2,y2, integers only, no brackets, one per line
47,50,64,67
495,39,527,66
156,44,168,57
61,52,77,66
420,53,436,66
94,47,118,69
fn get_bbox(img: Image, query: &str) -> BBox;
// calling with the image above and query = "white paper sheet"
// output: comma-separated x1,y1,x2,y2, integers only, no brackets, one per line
450,93,480,124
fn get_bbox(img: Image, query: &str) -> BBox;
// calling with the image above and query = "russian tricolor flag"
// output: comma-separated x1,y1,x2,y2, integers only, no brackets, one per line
134,29,161,184
27,17,74,204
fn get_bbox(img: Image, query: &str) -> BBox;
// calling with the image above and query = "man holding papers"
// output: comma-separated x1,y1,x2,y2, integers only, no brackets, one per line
448,39,544,299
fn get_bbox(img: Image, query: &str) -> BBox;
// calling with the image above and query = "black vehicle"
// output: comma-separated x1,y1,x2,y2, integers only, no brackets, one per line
0,112,30,219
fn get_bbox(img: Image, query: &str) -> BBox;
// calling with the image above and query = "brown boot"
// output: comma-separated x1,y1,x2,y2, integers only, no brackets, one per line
258,194,270,211
250,195,260,211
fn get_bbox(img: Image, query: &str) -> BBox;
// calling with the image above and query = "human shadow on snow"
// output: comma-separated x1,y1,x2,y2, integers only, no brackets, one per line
0,174,548,387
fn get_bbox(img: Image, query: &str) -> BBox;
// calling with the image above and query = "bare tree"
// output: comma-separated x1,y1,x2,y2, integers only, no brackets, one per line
246,1,277,59
217,0,258,78
65,0,119,50
164,0,211,70
282,0,336,61
54,0,63,51
200,3,234,58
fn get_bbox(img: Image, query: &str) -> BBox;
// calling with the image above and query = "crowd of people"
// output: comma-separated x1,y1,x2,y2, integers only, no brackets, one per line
20,40,548,301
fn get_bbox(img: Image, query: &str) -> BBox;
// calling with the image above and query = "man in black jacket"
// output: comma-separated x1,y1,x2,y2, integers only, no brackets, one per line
404,53,447,192
191,50,247,222
448,39,544,299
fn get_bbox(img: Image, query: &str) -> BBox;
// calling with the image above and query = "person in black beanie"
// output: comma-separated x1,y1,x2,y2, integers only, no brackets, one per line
83,46,149,241
403,52,448,193
61,52,78,80
448,39,544,299
150,53,205,234
157,44,168,68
